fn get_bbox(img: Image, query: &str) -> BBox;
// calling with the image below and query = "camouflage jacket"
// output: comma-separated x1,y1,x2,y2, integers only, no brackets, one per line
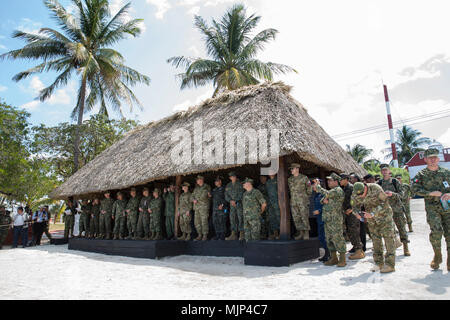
225,181,244,204
351,183,393,222
179,192,193,215
149,197,163,215
91,204,100,217
80,203,92,216
100,198,114,215
126,196,141,214
378,178,404,212
266,178,279,206
341,183,353,212
112,199,127,218
257,183,269,201
400,183,412,203
192,184,211,210
243,188,266,218
139,196,152,214
412,166,450,207
316,185,344,223
163,191,175,216
288,174,312,204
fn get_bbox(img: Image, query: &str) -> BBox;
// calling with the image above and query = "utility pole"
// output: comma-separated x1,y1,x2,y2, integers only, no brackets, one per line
383,84,399,168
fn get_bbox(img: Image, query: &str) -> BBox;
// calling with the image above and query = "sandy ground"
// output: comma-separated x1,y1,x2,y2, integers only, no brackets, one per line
0,199,449,300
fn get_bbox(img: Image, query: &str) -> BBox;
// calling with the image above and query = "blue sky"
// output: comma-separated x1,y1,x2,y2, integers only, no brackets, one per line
1,0,450,160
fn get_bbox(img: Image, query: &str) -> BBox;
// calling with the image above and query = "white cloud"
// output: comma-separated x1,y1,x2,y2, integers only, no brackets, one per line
0,85,7,92
438,128,450,147
21,100,40,111
18,18,42,35
146,0,172,19
172,90,212,111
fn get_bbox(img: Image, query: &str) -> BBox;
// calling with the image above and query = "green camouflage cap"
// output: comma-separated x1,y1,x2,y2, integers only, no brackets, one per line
182,182,190,187
196,175,204,180
424,148,439,157
380,163,390,169
130,187,137,192
243,178,254,185
289,163,301,169
228,171,237,177
353,182,365,195
143,187,150,192
153,188,160,194
326,173,341,181
339,173,350,180
117,191,123,196
215,176,224,182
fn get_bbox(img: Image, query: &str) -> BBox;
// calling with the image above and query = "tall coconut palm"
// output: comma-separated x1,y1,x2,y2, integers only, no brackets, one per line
346,144,373,164
1,0,150,173
383,125,431,166
167,3,296,97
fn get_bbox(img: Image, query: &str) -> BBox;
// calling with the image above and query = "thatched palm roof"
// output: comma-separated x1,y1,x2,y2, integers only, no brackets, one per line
50,82,365,199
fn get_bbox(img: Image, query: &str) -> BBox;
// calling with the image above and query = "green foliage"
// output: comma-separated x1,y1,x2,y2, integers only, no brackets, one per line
367,167,411,183
168,3,296,96
346,144,373,164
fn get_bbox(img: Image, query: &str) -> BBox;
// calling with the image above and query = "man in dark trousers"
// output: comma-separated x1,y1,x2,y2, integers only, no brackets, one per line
32,206,48,245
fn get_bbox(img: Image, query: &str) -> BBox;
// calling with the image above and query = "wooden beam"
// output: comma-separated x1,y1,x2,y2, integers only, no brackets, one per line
174,175,182,238
277,156,291,240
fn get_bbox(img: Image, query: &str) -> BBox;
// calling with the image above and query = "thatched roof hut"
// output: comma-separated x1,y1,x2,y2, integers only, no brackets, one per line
50,82,365,200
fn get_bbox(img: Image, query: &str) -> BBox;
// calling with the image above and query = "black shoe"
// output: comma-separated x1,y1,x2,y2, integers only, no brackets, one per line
319,248,330,262
349,247,356,253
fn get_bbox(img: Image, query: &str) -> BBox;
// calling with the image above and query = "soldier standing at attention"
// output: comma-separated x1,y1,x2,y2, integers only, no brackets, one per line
112,192,128,240
79,199,91,238
90,198,100,239
63,200,77,239
0,205,12,249
242,178,267,241
396,175,413,232
211,176,227,240
149,188,163,240
378,164,410,256
266,174,280,240
340,174,364,259
288,163,312,240
126,188,140,240
178,182,193,241
225,172,245,241
412,148,450,271
351,182,397,273
100,191,114,240
192,175,211,241
257,175,270,240
313,173,347,267
163,184,176,240
137,187,152,240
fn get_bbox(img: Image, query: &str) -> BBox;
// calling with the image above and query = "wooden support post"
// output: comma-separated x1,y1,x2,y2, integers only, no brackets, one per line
277,156,291,241
174,175,182,238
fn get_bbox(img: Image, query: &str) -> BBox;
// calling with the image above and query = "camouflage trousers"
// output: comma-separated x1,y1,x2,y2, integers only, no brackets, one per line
268,204,280,233
229,203,244,232
89,215,99,237
392,209,408,243
137,212,150,238
180,212,192,234
290,201,310,231
126,212,138,236
113,216,127,238
194,206,209,235
260,210,270,238
368,215,396,268
345,213,362,250
165,214,175,238
324,218,346,253
79,214,89,236
64,215,75,238
244,213,261,241
150,211,161,233
99,213,112,238
425,204,450,250
212,210,226,234
403,200,412,225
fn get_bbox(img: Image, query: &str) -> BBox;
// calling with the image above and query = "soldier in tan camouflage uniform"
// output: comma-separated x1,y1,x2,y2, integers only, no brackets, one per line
352,182,397,273
178,182,193,241
242,178,267,241
288,163,312,240
412,148,450,271
313,173,347,267
192,176,211,241
396,175,413,232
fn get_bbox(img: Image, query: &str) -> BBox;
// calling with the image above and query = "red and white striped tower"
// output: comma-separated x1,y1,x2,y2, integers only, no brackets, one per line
383,84,399,168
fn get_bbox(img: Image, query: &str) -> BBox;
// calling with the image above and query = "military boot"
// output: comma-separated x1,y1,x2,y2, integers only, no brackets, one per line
194,234,202,241
324,251,338,266
380,265,395,273
303,231,309,240
185,233,191,241
274,230,280,240
408,223,413,232
113,235,119,240
370,264,383,272
337,252,347,267
349,249,365,260
219,233,225,241
294,231,304,241
178,233,186,241
202,234,208,241
155,232,163,240
395,237,402,249
403,242,411,256
239,231,245,241
226,231,237,241
119,235,124,240
430,247,442,270
319,248,330,262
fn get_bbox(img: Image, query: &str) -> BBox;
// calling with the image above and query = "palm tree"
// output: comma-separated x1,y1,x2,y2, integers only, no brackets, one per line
1,0,150,172
167,3,296,97
363,158,381,171
346,144,373,164
383,125,431,166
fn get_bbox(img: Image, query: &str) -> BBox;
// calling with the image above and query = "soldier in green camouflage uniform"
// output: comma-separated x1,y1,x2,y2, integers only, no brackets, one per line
266,174,280,240
0,205,12,249
288,163,312,240
396,175,413,232
125,188,140,240
313,173,347,267
79,199,91,238
352,182,397,273
64,200,77,239
212,176,227,240
100,192,114,239
242,178,267,241
225,172,245,241
149,188,163,240
192,176,211,241
178,182,193,241
89,198,100,238
163,184,176,240
112,192,128,239
257,175,270,240
378,164,410,256
137,188,152,240
412,148,450,271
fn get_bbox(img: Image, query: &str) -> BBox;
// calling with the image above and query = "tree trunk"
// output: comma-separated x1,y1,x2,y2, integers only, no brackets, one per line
73,77,87,173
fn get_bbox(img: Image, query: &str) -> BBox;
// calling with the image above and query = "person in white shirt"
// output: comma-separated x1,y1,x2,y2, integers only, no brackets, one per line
12,207,29,248
32,207,48,245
